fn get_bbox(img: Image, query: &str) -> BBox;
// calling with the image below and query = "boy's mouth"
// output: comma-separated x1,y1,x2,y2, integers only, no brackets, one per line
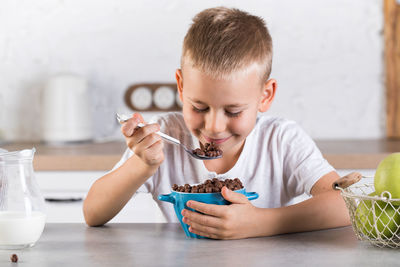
204,135,231,145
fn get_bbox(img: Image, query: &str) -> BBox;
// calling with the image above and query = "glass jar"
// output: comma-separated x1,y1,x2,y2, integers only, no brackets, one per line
0,148,46,249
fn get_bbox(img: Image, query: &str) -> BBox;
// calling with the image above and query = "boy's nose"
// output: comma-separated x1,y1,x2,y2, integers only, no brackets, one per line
205,111,226,134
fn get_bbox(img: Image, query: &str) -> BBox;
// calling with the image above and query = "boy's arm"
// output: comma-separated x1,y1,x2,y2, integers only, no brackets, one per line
83,154,157,226
182,171,350,239
83,113,164,227
257,171,350,236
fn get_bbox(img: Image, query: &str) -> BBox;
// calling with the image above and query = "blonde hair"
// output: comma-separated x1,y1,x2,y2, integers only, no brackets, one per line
181,7,273,81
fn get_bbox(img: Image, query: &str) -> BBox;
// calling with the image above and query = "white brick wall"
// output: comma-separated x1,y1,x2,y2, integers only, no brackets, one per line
0,0,384,141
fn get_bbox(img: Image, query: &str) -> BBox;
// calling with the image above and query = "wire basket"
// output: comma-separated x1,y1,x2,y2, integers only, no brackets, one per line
337,182,400,248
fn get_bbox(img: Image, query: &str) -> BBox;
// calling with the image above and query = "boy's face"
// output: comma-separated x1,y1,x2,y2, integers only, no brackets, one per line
176,63,276,157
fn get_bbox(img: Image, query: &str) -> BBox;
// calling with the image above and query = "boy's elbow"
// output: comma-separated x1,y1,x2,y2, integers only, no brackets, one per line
85,219,99,227
83,200,105,227
84,215,103,227
84,212,105,227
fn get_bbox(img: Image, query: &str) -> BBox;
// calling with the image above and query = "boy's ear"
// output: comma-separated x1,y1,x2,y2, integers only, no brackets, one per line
175,69,184,102
258,78,277,113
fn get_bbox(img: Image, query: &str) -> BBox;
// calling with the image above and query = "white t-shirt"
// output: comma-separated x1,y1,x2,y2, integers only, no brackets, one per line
113,112,334,222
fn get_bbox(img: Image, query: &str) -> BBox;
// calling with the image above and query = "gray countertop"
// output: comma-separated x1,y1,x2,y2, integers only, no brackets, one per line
0,223,398,267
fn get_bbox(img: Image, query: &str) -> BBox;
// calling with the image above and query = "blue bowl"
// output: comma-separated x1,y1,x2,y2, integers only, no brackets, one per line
158,188,259,238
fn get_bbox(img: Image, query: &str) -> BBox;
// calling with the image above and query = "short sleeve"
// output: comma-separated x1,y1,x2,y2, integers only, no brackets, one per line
109,148,152,193
111,148,133,172
281,123,334,196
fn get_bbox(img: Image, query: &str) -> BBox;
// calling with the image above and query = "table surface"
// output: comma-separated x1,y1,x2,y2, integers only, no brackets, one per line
0,223,398,267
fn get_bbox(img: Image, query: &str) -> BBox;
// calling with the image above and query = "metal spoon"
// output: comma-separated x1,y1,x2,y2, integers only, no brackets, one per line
116,113,222,160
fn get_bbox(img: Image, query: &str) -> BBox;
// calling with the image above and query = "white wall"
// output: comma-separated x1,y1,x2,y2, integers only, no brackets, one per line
0,0,384,141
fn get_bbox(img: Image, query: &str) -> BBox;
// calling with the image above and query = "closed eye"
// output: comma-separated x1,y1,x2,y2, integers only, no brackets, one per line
225,110,242,117
192,106,209,113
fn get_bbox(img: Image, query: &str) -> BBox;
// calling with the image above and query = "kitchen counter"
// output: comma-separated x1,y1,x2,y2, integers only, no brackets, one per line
2,141,126,171
3,139,400,170
0,223,397,267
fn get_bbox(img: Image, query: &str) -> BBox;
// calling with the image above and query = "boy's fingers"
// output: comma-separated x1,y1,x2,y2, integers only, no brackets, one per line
220,186,248,204
124,123,160,145
121,116,141,137
188,227,219,239
185,219,220,237
141,140,165,165
182,209,222,228
121,123,133,137
132,113,145,123
120,112,147,137
134,124,161,144
186,201,225,217
133,133,163,153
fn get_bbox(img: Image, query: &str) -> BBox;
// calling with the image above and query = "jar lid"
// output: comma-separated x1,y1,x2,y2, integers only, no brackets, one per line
0,148,36,162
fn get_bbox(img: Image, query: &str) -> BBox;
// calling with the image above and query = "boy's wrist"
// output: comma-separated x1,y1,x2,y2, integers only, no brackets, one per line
250,207,282,237
126,154,160,179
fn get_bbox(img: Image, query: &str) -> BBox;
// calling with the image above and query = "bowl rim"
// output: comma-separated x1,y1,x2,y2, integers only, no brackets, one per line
170,188,245,195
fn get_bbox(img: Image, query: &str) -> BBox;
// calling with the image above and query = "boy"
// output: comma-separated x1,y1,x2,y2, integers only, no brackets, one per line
83,7,350,239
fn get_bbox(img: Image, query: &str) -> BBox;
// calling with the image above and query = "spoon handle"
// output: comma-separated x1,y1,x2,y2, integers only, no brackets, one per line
116,114,182,146
137,123,181,145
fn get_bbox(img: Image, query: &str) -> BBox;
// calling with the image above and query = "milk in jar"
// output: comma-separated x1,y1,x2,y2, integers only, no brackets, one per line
0,148,46,249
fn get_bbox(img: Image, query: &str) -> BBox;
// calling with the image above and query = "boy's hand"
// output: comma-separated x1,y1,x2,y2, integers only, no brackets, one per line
121,113,164,169
181,186,259,239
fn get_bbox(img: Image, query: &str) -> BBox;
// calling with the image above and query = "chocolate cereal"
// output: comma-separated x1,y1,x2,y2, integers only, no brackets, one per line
10,254,18,263
172,178,243,193
192,142,223,158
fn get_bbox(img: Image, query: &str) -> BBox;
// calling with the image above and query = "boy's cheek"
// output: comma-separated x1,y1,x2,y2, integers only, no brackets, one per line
183,113,204,136
233,113,257,134
182,108,199,126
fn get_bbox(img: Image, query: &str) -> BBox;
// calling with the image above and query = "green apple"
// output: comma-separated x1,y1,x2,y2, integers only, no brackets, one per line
355,196,400,239
374,153,400,200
